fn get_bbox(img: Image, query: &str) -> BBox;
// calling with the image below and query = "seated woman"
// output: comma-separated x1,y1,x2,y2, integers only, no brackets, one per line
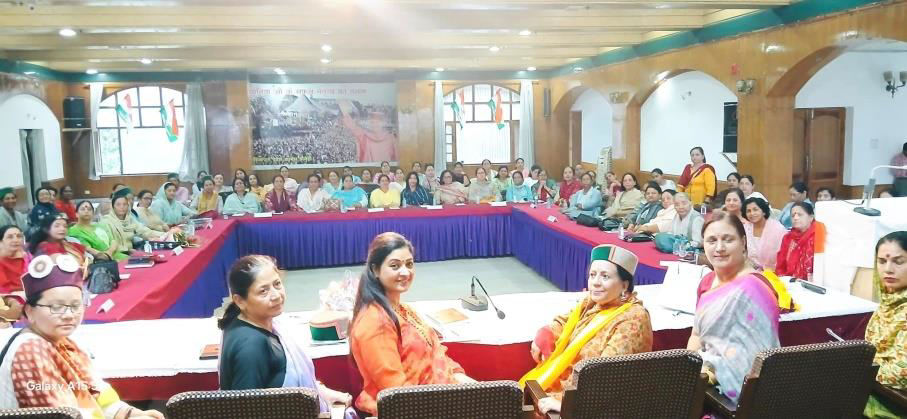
668,192,705,248
689,212,781,403
213,173,232,194
190,176,223,214
472,159,494,184
370,174,401,209
360,169,374,185
512,158,529,179
333,175,369,210
67,201,121,261
744,197,785,271
632,189,677,234
247,174,266,204
151,182,196,226
191,170,208,197
816,187,836,202
776,202,824,280
156,172,191,204
0,188,29,232
101,195,163,255
297,174,330,213
0,255,164,419
524,164,541,189
492,166,512,201
54,185,77,224
523,244,653,414
378,161,395,183
28,215,86,267
135,190,169,232
505,171,533,203
402,172,432,206
421,164,439,192
350,232,475,415
557,166,581,207
623,182,663,228
390,168,406,192
217,255,354,417
223,178,261,215
322,171,342,196
726,172,741,190
677,146,717,208
451,162,470,186
234,168,248,183
264,175,297,212
864,232,907,418
562,172,602,219
603,173,644,219
531,169,557,202
0,225,26,324
722,188,746,223
739,175,767,203
467,167,499,204
434,170,468,205
28,187,59,234
779,182,811,229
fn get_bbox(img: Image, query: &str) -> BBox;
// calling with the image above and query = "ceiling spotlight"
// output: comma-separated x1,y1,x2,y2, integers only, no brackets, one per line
489,46,500,53
273,68,286,75
518,29,532,36
140,58,152,65
58,28,77,37
655,4,670,8
435,67,445,72
573,67,583,73
321,44,332,53
85,68,98,75
526,66,536,71
24,71,37,75
320,58,331,64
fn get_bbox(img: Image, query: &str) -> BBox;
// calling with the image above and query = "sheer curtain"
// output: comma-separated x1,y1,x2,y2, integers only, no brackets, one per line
88,82,103,180
178,83,209,182
519,80,535,168
433,81,446,172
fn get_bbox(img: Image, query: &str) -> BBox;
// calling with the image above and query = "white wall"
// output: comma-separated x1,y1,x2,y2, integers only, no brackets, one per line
569,89,612,163
796,49,907,185
640,71,738,179
0,94,64,188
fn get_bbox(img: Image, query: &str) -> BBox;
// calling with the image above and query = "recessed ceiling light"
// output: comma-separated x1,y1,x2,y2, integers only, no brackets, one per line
573,67,583,73
655,4,670,8
321,44,332,52
320,58,331,64
518,29,532,36
435,67,445,72
526,66,536,71
274,68,286,75
140,58,152,65
85,69,98,75
489,46,500,52
58,28,77,37
24,71,36,75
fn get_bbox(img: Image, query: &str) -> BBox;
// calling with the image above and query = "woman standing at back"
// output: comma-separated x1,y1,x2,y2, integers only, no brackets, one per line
677,146,717,208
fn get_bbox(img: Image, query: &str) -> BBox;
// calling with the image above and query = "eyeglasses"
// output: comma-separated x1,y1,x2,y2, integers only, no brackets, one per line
35,303,85,315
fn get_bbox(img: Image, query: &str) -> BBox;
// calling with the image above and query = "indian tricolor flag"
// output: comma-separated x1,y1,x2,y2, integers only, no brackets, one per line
487,88,505,129
115,94,134,131
450,89,465,129
161,99,179,142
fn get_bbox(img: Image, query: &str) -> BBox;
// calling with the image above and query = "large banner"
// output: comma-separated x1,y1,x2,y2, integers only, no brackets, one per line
249,83,398,168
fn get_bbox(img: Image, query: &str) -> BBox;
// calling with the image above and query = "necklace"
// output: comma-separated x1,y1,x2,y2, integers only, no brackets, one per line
394,304,434,347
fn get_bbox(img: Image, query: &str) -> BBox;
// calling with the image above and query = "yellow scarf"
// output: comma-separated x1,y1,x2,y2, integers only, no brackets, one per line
519,299,633,390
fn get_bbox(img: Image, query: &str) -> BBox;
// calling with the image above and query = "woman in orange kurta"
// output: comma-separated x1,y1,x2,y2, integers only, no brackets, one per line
677,146,717,207
349,232,474,415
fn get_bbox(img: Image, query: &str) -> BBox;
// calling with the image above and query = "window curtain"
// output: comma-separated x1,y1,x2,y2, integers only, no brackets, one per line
433,81,446,172
518,80,535,168
88,82,103,180
178,83,209,182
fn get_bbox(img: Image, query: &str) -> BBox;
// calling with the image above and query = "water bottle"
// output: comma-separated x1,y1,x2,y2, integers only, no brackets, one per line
618,224,625,240
402,198,408,208
340,202,347,213
186,221,195,237
546,198,552,209
700,203,708,216
143,241,153,255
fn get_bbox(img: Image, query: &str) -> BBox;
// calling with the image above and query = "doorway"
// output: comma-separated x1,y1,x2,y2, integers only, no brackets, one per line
792,108,845,198
19,129,48,205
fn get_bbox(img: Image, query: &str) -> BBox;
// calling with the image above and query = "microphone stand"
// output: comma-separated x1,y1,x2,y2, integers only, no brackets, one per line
854,165,906,217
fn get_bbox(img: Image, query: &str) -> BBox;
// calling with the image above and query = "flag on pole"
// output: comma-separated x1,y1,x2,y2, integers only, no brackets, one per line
115,94,134,131
450,89,465,129
161,99,179,142
487,88,505,129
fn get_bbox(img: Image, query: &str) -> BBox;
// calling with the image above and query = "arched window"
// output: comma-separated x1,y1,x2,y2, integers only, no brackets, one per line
443,83,520,164
97,86,187,175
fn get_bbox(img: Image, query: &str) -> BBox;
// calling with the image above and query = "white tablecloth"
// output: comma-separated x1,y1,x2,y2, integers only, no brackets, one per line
0,285,876,379
815,197,907,292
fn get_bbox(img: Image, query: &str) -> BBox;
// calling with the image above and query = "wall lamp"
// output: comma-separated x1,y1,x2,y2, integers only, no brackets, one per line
883,71,906,97
735,79,755,95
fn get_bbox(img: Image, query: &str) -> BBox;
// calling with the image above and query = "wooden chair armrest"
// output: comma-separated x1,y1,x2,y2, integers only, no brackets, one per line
873,381,907,410
704,386,737,418
523,380,560,419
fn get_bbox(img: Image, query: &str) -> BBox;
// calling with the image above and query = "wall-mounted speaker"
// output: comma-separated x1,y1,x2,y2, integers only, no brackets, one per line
63,96,86,128
543,88,551,118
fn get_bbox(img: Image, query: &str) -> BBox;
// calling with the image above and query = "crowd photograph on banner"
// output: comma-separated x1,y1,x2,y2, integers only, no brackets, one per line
249,83,398,168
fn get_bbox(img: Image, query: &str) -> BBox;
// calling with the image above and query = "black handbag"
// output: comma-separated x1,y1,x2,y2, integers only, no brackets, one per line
599,217,622,231
87,259,121,294
623,233,654,242
575,213,600,227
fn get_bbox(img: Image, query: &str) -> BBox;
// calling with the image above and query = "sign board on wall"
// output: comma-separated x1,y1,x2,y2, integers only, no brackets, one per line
248,83,398,169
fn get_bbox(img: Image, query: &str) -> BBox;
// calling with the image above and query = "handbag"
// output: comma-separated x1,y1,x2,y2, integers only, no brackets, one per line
575,213,600,227
87,259,121,294
598,217,621,231
623,233,654,242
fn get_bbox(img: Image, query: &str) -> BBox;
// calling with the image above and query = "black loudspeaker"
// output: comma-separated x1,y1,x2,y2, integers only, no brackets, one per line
63,96,86,128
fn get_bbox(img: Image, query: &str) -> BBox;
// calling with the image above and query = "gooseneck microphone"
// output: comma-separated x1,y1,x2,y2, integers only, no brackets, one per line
460,276,506,319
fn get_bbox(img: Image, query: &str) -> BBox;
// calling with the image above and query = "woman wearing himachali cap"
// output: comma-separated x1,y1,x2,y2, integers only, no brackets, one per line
0,254,163,418
521,244,654,414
